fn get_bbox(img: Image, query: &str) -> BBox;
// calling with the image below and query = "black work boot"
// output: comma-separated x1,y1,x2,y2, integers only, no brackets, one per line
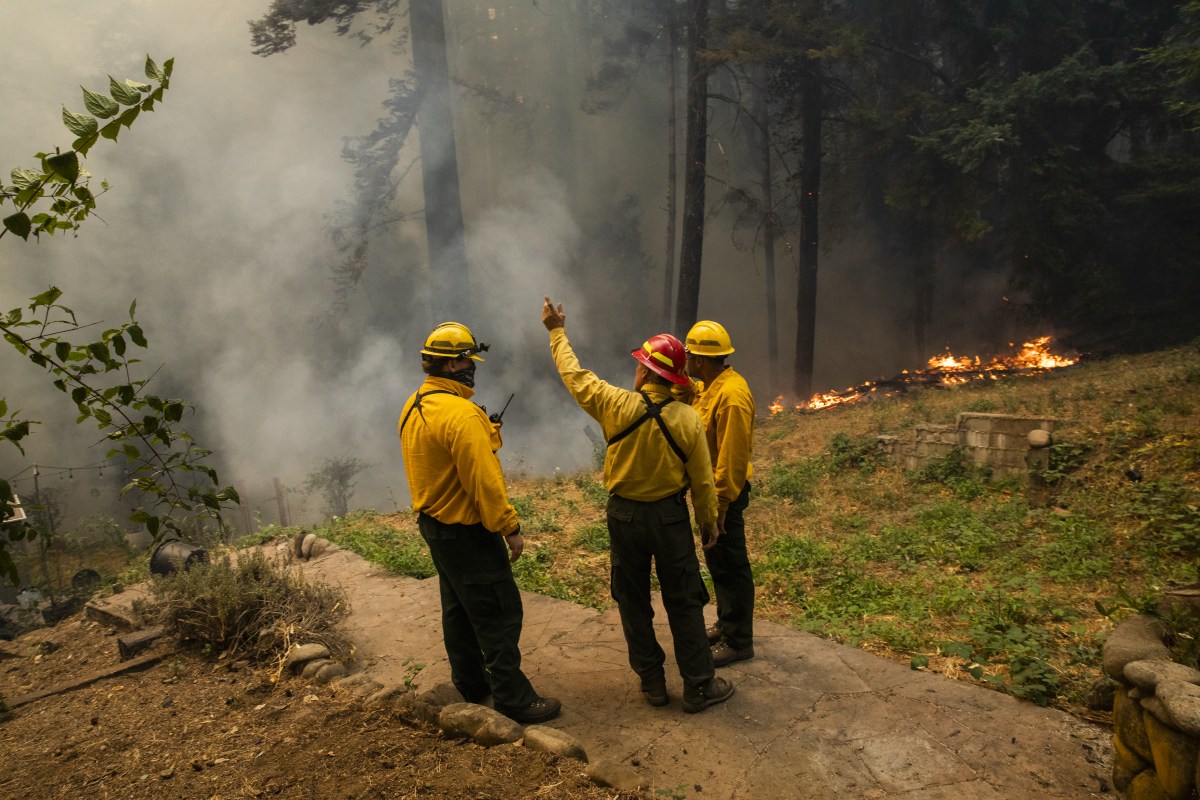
711,640,754,667
682,676,735,713
504,696,562,724
641,678,669,707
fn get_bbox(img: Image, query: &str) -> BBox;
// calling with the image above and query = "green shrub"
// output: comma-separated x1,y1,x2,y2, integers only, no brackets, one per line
828,432,884,474
1035,440,1092,486
760,459,824,502
912,447,990,499
962,398,999,412
1126,480,1200,558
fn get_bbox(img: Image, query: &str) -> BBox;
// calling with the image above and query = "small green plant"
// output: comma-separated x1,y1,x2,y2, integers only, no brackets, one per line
1034,440,1092,486
762,532,834,572
827,432,883,474
572,522,609,553
523,510,561,534
1125,480,1200,558
912,447,990,499
401,657,425,691
760,458,824,502
572,475,608,508
1095,585,1163,619
962,398,999,412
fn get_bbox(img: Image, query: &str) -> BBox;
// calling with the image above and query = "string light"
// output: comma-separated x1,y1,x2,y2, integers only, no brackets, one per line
5,460,111,487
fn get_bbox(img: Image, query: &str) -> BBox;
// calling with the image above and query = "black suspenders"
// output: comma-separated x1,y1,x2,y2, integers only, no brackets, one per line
399,389,455,436
606,392,688,463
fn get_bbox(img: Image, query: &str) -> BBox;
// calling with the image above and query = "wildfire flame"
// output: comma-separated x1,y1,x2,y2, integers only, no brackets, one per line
771,336,1078,414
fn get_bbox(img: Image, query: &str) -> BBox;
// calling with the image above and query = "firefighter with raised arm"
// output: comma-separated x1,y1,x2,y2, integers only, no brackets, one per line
679,320,757,667
541,296,735,713
398,321,560,724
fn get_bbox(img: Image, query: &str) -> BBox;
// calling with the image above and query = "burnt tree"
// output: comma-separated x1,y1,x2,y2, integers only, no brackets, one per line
675,0,710,334
250,0,470,319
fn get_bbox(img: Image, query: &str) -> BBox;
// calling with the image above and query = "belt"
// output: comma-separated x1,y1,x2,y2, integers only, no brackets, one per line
612,487,688,505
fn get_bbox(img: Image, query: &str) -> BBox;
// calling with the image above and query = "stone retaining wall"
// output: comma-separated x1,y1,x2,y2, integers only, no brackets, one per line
881,412,1057,479
1102,613,1200,799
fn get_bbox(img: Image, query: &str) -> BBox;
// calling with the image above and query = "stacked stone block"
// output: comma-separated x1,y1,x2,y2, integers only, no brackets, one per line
1102,614,1200,799
892,413,1057,479
904,424,959,471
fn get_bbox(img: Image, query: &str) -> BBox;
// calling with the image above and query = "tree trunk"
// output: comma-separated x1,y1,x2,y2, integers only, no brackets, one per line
911,223,934,362
410,0,470,320
753,68,780,398
663,7,679,330
792,55,822,402
675,0,709,336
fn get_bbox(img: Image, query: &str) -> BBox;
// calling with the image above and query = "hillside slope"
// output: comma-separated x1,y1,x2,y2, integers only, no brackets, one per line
324,341,1200,711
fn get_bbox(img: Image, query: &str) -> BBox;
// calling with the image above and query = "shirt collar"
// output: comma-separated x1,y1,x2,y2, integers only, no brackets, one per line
641,383,673,400
424,375,475,400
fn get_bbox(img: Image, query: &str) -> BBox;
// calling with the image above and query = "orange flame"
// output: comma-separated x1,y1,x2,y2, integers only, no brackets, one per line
772,337,1078,414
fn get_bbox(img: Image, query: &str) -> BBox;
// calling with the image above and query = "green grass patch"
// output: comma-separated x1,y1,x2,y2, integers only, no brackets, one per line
321,513,435,579
572,522,609,553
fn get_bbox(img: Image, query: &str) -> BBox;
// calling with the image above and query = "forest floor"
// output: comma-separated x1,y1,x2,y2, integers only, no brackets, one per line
0,614,641,800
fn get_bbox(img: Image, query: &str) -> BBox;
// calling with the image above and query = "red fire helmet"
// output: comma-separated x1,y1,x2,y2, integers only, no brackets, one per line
631,333,689,385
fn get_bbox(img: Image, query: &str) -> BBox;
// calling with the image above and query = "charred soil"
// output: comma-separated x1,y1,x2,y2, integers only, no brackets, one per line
0,615,641,800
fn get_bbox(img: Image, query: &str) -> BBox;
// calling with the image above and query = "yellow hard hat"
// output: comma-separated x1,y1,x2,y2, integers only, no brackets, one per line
421,321,489,361
685,320,734,357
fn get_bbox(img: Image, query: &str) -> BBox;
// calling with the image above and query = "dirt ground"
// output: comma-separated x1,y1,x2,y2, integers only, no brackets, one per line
0,615,644,800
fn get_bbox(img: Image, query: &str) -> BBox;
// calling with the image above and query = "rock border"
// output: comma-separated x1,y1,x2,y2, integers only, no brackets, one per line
1102,614,1200,799
280,643,649,795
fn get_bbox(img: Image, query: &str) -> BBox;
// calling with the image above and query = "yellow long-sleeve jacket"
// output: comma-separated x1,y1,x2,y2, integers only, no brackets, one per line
398,376,519,536
549,327,718,526
677,367,755,514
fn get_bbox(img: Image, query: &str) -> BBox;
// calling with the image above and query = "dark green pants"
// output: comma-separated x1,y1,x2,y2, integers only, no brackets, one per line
418,514,536,713
607,492,714,691
705,482,755,649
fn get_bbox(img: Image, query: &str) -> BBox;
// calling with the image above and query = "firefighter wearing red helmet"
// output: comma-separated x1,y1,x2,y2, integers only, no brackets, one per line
541,296,735,714
399,321,561,724
677,320,757,668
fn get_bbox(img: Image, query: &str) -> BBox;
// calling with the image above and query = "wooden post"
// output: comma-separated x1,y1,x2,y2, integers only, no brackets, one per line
273,477,289,527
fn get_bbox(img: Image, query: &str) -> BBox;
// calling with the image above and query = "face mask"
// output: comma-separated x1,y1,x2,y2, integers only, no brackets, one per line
441,360,476,388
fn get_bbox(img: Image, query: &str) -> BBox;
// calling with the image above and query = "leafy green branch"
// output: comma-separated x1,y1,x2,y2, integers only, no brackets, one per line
1,55,172,241
2,286,239,528
0,55,236,587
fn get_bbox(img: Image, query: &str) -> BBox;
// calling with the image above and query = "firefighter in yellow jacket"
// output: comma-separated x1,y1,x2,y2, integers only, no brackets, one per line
541,296,735,713
680,320,757,667
399,321,560,724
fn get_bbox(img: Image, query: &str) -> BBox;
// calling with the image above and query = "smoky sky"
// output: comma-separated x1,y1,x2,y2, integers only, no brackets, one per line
1,1,1026,529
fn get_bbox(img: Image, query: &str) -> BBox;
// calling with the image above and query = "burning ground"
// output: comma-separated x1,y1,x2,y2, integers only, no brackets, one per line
774,336,1081,413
